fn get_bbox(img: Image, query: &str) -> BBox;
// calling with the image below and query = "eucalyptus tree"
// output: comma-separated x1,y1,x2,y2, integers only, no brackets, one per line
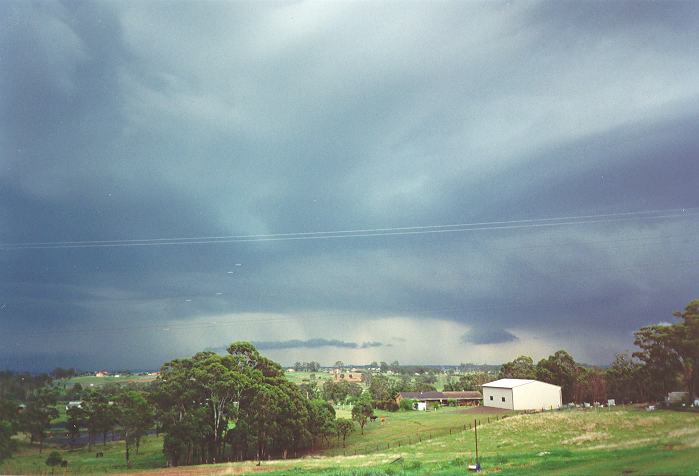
19,388,58,453
335,418,355,447
116,390,154,466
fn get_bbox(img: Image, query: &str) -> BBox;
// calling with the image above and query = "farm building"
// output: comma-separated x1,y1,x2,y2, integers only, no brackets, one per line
482,379,562,410
396,390,482,408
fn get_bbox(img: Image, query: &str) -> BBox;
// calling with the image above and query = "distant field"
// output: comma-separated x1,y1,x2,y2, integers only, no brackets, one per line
65,374,157,387
283,370,332,385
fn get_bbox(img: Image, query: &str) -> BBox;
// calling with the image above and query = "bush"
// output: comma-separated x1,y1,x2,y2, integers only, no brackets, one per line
45,451,63,474
399,398,415,411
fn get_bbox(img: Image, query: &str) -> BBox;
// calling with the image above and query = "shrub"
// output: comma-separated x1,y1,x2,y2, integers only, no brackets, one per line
399,398,415,411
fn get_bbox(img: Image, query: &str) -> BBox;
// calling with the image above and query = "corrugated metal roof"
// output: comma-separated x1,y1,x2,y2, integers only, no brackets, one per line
481,378,537,388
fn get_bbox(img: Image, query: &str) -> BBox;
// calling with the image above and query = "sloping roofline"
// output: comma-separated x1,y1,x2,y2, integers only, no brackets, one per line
482,378,560,389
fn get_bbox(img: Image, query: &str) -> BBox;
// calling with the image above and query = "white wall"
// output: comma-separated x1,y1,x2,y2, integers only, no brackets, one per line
482,387,514,410
511,382,562,410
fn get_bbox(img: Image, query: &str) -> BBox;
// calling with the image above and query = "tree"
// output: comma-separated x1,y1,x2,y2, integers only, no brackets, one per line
116,391,154,466
45,451,63,474
606,352,644,403
633,325,682,400
19,388,58,453
82,389,116,449
334,361,344,369
536,350,580,403
335,418,355,447
66,406,84,448
308,400,336,449
351,398,373,435
307,361,321,372
672,300,699,398
368,375,392,402
498,356,536,379
0,420,16,464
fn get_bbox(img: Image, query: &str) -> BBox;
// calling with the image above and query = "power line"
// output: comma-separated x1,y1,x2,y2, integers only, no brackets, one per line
1,207,697,251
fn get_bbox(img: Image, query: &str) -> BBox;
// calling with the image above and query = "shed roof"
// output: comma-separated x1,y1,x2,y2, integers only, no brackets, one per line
482,379,539,389
397,391,481,400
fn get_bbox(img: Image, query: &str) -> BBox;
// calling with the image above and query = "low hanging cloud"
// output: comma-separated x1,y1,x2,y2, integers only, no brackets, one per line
253,339,386,350
461,328,519,345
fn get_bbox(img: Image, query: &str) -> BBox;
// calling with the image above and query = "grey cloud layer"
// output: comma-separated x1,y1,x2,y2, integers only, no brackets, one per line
1,1,699,370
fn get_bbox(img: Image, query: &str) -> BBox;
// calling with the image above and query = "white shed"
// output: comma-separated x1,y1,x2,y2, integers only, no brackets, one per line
482,379,562,411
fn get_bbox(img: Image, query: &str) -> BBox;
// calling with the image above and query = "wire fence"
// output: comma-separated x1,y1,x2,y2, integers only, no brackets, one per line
327,414,510,457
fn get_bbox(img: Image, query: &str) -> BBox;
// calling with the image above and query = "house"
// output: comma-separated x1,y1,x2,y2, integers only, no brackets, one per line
396,390,482,408
95,370,109,378
482,379,562,411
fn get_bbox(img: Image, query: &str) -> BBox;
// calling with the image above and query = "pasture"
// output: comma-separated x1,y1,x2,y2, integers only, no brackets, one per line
3,407,698,475
65,374,157,388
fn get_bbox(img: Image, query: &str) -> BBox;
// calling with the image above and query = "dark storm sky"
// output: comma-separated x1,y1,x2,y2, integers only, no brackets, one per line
1,0,699,371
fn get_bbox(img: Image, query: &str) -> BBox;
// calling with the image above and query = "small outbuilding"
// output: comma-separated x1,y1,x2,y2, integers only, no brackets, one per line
482,379,562,411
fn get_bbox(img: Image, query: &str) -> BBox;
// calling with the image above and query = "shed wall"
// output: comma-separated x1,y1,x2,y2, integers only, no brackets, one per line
482,387,514,410
511,383,562,410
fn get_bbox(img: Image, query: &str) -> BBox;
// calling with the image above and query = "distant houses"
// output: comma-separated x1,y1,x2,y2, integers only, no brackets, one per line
396,390,482,409
331,368,363,383
482,378,562,410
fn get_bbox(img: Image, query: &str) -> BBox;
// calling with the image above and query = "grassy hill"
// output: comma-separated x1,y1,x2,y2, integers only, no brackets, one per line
3,407,697,475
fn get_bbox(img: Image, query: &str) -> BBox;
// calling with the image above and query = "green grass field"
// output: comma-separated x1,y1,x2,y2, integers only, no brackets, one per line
3,407,698,475
321,407,511,456
65,374,157,388
0,434,165,475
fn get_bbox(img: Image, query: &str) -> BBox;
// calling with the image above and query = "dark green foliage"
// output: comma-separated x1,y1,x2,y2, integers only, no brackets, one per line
351,397,373,435
498,356,537,379
116,390,154,465
0,420,16,463
335,418,354,447
44,451,63,471
19,388,58,453
323,380,363,403
153,341,321,466
66,406,84,447
399,398,415,411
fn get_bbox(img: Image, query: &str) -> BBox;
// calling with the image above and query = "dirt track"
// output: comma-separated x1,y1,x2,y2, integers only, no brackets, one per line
114,463,286,476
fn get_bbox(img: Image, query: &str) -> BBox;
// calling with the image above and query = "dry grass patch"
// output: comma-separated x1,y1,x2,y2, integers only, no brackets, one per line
562,431,610,445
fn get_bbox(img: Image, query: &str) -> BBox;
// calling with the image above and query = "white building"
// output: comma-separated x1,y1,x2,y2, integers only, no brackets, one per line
482,379,562,411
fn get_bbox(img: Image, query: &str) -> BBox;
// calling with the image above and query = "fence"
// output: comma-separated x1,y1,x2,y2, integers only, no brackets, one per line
328,414,509,457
